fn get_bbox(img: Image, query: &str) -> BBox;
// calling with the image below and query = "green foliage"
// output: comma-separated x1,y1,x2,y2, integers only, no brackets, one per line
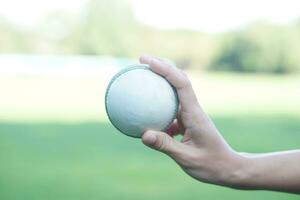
0,0,299,73
0,18,33,52
130,28,216,69
64,0,216,69
74,0,138,56
212,23,300,73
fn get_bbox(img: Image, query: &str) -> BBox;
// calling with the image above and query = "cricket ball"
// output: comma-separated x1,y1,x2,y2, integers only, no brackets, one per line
105,64,179,138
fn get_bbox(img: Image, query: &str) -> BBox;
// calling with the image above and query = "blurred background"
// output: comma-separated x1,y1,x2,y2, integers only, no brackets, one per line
0,0,300,199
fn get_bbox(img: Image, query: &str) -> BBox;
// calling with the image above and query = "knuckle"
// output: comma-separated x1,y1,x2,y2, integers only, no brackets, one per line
179,73,191,89
177,68,190,85
158,134,168,151
180,70,188,77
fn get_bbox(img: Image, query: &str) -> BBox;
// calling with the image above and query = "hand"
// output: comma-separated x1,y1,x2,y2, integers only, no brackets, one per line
139,56,300,194
139,55,244,187
140,56,300,194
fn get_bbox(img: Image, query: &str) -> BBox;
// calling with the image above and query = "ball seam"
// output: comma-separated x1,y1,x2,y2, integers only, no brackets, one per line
105,64,179,138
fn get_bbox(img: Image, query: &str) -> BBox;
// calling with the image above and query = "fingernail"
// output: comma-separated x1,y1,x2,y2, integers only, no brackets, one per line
141,55,152,63
143,131,157,145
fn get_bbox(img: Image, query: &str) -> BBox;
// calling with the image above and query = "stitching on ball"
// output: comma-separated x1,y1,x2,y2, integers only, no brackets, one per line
105,64,179,138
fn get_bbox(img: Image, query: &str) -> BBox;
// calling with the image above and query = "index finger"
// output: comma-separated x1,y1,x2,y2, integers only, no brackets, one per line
139,55,199,113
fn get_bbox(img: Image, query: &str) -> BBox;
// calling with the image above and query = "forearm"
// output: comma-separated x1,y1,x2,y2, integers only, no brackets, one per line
226,150,300,193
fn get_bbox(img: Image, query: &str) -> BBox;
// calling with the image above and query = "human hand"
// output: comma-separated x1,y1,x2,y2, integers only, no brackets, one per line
139,55,244,187
139,56,300,193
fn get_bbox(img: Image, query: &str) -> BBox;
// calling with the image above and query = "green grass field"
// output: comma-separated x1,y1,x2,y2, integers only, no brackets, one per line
0,72,300,200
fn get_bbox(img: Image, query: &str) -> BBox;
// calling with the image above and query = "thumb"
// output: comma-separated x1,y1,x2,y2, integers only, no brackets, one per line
142,130,183,157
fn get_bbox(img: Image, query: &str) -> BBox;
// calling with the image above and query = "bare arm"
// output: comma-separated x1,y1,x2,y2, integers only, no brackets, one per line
139,55,300,194
233,150,300,193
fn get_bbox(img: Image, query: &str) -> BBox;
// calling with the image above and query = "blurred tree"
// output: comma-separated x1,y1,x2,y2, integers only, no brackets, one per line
61,0,216,70
0,18,32,52
0,1,299,74
212,22,300,73
33,11,78,53
132,28,216,69
70,0,138,56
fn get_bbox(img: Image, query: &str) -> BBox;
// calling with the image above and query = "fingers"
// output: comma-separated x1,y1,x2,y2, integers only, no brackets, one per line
142,130,185,158
140,55,184,88
139,55,199,113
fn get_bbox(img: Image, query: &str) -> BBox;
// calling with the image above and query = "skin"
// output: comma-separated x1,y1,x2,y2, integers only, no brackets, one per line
139,55,300,194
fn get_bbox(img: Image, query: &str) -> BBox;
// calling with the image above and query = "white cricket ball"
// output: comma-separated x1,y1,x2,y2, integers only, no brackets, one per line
105,64,179,138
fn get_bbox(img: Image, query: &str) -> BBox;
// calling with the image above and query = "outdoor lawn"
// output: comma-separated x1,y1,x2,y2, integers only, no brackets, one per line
0,72,299,200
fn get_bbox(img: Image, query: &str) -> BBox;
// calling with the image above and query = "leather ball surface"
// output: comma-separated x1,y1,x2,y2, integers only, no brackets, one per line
105,64,178,138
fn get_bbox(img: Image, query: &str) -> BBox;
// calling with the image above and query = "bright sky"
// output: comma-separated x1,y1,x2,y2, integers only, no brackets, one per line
0,0,299,33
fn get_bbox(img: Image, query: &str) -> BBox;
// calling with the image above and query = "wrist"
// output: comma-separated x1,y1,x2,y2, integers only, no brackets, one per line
219,151,253,189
